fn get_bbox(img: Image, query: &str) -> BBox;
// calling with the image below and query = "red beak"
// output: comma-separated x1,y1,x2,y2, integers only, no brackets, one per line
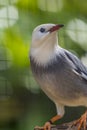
49,24,64,33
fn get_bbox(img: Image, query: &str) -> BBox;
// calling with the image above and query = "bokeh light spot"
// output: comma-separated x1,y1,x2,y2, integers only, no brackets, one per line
66,19,87,50
0,5,18,28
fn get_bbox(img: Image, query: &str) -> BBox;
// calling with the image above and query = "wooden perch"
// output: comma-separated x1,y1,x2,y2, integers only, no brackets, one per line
34,119,87,130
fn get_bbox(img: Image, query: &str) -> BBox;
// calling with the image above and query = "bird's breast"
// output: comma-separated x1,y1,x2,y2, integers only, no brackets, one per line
30,56,87,107
30,56,62,102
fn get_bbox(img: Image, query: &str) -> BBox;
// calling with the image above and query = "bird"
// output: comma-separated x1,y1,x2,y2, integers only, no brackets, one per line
29,23,87,130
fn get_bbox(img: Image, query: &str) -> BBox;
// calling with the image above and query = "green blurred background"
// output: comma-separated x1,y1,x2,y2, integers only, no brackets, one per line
0,0,87,130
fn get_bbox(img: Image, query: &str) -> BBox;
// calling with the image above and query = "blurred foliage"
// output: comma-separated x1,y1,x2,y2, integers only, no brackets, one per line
0,0,87,130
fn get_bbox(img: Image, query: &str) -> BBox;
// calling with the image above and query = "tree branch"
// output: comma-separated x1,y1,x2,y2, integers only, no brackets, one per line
34,119,87,130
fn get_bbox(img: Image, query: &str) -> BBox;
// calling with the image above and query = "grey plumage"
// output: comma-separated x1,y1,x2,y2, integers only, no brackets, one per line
30,48,87,107
30,23,87,117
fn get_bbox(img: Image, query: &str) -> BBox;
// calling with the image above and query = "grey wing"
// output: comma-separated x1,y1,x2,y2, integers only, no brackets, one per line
63,49,87,81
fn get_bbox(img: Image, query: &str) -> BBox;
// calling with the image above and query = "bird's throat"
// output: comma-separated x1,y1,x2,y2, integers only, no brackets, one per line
30,43,58,66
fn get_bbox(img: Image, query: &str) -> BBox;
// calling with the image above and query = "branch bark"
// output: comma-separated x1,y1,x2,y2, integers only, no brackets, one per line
34,120,87,130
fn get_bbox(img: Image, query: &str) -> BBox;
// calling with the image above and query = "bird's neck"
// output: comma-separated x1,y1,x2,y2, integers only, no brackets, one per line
30,36,60,66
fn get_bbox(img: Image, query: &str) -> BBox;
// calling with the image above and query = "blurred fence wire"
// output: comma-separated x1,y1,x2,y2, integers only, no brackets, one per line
0,0,87,106
0,44,12,99
0,0,19,100
0,0,87,129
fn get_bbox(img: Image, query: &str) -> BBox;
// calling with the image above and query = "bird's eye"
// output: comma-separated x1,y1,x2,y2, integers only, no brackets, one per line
39,28,45,33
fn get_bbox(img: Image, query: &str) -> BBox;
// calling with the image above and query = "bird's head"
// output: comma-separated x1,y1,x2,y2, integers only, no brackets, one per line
30,24,64,65
31,24,64,48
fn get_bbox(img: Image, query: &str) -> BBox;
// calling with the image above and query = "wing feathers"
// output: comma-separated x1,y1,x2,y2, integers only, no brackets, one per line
64,49,87,81
73,69,87,81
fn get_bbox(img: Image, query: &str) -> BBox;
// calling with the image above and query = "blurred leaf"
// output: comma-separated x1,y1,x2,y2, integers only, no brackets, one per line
3,29,29,67
17,0,38,12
